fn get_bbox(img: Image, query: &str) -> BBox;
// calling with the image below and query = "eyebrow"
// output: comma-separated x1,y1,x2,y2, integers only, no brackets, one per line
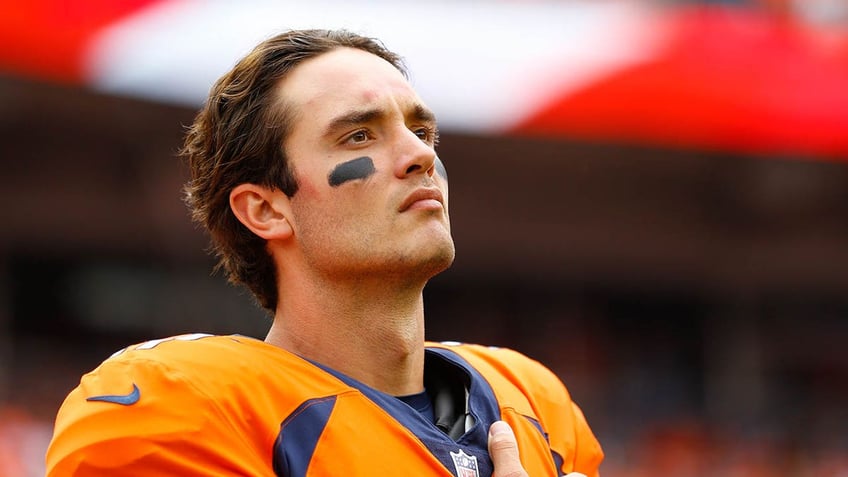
322,103,437,138
411,103,437,124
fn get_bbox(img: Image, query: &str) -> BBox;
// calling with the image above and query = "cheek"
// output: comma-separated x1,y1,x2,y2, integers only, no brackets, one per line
290,163,387,225
290,182,327,218
294,181,373,224
288,174,333,227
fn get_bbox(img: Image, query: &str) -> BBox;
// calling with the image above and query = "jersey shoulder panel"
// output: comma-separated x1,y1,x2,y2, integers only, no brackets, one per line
46,333,349,475
100,333,350,397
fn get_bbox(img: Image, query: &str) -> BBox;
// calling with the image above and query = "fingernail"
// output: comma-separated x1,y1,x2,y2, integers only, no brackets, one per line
489,421,513,437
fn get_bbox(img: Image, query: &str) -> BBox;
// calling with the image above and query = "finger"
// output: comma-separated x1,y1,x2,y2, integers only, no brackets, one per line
488,421,528,477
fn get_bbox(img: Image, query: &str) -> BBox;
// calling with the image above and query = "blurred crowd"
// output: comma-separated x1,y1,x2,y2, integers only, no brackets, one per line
0,405,51,477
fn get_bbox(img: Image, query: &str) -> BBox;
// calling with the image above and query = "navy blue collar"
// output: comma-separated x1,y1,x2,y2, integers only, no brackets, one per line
308,346,500,475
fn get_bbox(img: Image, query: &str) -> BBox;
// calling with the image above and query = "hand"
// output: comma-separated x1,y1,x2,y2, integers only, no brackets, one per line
488,420,588,477
488,421,528,477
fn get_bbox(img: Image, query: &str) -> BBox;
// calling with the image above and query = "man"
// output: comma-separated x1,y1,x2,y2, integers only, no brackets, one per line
46,29,603,476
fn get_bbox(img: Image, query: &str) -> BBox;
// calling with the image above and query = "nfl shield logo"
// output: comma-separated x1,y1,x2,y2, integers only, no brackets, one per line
449,449,479,477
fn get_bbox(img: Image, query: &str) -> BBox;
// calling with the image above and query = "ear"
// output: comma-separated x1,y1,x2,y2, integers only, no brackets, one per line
229,183,293,240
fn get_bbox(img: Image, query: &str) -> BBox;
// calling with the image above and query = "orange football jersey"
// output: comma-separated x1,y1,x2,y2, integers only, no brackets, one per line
46,334,603,476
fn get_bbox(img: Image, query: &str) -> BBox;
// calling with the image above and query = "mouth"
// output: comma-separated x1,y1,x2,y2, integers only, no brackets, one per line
399,187,445,212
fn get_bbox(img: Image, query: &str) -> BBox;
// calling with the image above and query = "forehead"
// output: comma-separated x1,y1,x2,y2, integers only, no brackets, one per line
276,47,424,127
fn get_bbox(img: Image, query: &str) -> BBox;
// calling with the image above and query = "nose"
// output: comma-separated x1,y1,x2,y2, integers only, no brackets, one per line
393,128,436,179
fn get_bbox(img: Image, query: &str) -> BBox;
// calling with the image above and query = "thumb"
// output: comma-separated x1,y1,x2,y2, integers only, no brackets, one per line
488,421,528,477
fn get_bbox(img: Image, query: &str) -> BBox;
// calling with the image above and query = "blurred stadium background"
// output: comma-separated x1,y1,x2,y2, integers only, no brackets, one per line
2,0,848,475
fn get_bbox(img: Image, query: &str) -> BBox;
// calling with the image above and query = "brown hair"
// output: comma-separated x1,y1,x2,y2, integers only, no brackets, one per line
181,29,406,312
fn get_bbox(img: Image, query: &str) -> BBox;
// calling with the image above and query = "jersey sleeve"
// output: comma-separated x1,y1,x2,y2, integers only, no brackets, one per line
453,344,605,477
45,346,273,476
566,399,604,477
504,348,604,477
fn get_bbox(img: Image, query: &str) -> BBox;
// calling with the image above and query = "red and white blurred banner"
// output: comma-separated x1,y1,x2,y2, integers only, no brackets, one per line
2,0,848,159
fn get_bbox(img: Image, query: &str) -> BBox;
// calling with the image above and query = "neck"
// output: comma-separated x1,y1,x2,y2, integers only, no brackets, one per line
265,273,427,396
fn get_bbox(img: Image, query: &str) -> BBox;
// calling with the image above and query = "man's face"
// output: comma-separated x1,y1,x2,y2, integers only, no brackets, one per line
277,47,454,282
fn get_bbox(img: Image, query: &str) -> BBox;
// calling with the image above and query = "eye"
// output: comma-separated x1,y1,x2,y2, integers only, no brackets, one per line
346,130,370,144
414,126,439,146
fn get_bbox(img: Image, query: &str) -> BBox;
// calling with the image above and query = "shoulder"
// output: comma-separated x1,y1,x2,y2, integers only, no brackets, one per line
96,333,323,385
46,333,320,474
107,333,265,367
427,341,566,397
63,333,326,416
51,333,272,434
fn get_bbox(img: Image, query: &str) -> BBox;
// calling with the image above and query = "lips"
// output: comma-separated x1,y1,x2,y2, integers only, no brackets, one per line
399,187,444,212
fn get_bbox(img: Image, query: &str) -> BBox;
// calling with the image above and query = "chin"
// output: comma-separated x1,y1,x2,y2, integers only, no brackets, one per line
418,241,456,278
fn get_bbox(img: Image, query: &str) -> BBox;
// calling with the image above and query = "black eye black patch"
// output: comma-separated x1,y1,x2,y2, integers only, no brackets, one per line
328,156,376,187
